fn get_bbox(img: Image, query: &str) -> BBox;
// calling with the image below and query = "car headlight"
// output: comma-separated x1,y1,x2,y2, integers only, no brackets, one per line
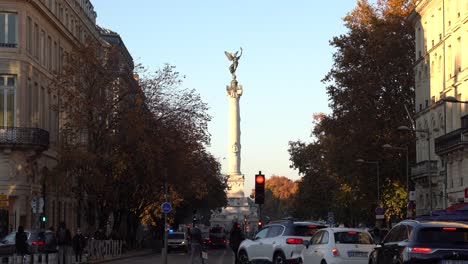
181,241,186,245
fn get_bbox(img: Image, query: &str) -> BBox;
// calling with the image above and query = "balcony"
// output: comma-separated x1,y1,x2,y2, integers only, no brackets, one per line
0,127,49,150
411,160,438,186
434,128,468,155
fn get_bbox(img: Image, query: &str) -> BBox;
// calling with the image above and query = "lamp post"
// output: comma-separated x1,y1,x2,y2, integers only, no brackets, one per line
398,125,433,215
356,159,380,203
382,144,410,199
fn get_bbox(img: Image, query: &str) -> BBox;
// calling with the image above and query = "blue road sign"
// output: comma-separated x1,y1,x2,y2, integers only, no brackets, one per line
375,207,384,215
161,202,172,214
327,212,335,226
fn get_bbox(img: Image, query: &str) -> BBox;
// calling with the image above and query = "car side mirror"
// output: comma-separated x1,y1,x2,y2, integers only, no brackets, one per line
302,240,310,249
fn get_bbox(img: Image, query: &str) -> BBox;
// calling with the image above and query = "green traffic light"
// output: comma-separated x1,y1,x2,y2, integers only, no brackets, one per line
41,216,46,222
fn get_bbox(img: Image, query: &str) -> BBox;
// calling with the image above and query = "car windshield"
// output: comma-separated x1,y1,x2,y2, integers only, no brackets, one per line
168,233,185,240
334,231,374,244
294,225,326,236
417,228,468,244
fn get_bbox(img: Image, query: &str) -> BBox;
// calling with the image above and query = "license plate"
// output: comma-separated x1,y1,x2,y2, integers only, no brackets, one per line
441,261,468,264
348,251,368,258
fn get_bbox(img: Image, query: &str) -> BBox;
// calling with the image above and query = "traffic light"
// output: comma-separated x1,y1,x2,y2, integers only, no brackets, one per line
257,220,263,229
40,214,46,223
255,171,265,204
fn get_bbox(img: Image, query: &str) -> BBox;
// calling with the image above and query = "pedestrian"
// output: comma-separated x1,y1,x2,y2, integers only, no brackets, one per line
72,229,86,263
15,226,28,260
189,224,203,264
57,222,72,264
229,222,244,264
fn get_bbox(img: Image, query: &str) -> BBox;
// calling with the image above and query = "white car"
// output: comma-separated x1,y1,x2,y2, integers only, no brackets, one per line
298,228,375,264
167,231,189,253
237,220,328,264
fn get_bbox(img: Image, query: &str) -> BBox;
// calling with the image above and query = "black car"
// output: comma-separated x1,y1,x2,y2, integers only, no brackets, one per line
369,220,468,264
0,229,57,256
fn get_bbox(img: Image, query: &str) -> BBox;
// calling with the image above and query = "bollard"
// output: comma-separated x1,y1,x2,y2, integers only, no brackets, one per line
47,253,56,264
15,255,23,264
8,255,13,264
25,255,31,264
41,255,46,264
33,254,39,264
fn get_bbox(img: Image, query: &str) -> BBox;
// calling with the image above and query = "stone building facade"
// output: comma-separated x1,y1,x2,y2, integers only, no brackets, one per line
0,0,133,235
409,0,468,215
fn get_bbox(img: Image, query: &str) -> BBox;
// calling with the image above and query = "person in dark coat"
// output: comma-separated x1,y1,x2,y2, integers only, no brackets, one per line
72,229,86,263
15,226,28,256
57,222,72,264
229,222,245,264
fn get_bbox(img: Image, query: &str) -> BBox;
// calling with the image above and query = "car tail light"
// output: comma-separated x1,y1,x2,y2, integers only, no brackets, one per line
332,248,339,256
308,225,316,228
443,227,457,231
410,247,433,253
32,241,45,246
286,238,303,244
348,231,357,235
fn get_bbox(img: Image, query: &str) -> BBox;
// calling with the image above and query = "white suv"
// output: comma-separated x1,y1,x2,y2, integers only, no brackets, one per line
237,220,327,264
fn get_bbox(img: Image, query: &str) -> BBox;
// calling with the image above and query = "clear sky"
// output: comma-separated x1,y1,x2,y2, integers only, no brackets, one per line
92,0,357,194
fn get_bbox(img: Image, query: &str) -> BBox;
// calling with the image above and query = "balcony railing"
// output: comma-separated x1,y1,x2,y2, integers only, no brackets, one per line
411,160,438,178
0,127,49,149
0,43,17,48
434,128,468,155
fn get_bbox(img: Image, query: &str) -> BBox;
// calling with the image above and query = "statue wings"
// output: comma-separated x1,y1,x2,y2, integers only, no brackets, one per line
225,51,234,61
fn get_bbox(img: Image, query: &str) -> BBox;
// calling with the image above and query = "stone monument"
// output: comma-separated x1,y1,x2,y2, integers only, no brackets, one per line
210,48,258,234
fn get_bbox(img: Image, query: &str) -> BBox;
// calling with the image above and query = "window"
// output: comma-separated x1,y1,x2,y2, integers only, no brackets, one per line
0,13,17,47
267,226,284,238
320,231,329,244
254,228,269,240
34,24,39,58
40,30,45,64
311,231,323,245
27,17,32,53
0,75,16,127
334,231,374,244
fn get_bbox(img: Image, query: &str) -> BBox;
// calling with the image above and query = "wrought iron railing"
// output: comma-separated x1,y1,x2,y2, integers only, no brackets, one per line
0,127,49,149
0,43,17,48
434,128,468,154
411,160,438,177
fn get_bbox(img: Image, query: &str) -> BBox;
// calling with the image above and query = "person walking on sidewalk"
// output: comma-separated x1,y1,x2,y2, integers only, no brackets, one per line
189,224,203,264
57,222,72,264
229,222,244,264
15,226,28,263
72,229,86,263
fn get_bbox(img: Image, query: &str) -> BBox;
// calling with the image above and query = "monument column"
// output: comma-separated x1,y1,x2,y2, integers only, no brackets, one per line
227,80,242,175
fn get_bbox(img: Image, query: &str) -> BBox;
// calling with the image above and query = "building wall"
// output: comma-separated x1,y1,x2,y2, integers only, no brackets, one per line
412,0,468,214
0,0,106,234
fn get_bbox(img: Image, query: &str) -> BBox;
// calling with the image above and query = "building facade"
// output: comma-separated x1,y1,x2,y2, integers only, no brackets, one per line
410,0,468,215
0,0,133,235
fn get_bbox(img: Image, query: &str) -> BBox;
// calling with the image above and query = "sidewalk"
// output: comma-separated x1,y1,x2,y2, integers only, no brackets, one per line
88,249,157,264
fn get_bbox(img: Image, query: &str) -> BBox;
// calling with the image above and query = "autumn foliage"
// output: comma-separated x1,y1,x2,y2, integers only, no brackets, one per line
289,0,416,225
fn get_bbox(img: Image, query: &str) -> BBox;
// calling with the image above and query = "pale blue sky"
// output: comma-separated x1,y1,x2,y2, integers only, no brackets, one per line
92,0,357,193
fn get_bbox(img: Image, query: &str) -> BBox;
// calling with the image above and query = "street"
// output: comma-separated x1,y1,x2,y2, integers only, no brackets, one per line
109,247,235,264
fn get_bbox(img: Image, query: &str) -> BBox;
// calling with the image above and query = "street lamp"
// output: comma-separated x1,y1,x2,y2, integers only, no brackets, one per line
398,125,433,215
356,159,380,204
382,144,409,200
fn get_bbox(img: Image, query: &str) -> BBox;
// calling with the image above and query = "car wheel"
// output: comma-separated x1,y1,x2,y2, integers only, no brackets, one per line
321,260,327,264
238,251,250,264
273,252,286,264
297,258,303,264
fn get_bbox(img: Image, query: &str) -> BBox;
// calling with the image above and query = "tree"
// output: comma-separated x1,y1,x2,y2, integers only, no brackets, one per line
381,178,407,225
289,0,416,225
262,176,298,220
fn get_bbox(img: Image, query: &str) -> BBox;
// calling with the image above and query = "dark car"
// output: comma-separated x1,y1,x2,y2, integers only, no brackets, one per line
369,220,468,264
0,229,57,256
209,227,227,248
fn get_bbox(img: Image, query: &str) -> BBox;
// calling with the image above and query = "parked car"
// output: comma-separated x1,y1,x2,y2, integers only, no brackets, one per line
0,229,57,255
209,226,227,248
167,232,189,253
298,228,375,264
369,220,468,264
237,220,327,264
